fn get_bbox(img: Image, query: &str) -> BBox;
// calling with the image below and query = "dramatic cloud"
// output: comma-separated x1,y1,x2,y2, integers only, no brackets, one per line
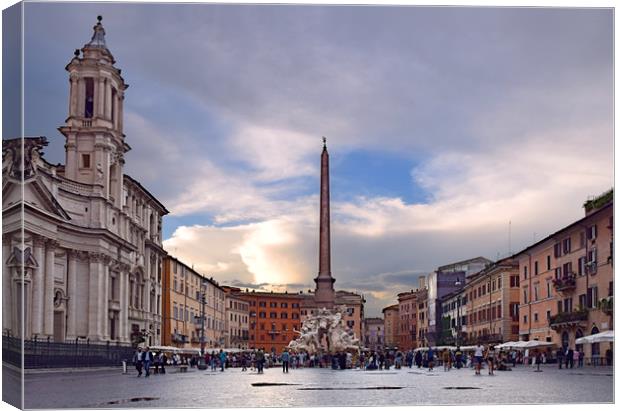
21,4,613,316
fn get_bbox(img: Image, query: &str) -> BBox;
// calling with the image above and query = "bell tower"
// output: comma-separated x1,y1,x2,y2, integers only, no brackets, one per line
59,16,129,208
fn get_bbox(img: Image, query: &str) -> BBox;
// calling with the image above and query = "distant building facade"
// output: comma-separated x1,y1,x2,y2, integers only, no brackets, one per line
237,291,302,354
382,304,399,349
161,256,226,349
223,287,250,349
397,291,417,350
462,258,520,344
363,318,385,351
2,19,167,346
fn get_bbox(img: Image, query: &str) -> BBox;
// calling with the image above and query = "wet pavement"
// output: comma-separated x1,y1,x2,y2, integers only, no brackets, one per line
20,363,614,409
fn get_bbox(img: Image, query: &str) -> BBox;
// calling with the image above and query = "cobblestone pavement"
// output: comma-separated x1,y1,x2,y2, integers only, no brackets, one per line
21,364,614,409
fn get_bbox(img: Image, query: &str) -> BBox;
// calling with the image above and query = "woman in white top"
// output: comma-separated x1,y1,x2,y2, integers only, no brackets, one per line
474,343,485,375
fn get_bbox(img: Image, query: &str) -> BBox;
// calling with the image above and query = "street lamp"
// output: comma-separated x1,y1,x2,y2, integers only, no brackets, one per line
196,280,208,370
455,278,462,348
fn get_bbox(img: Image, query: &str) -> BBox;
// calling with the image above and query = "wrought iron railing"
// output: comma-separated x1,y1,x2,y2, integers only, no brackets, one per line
553,274,577,292
2,335,134,369
549,310,588,327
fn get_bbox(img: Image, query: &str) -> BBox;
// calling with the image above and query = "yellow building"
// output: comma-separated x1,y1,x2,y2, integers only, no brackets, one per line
162,256,226,350
462,258,520,344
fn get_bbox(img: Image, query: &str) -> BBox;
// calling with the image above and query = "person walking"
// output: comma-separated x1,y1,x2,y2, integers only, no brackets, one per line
282,349,290,373
486,345,496,375
578,350,584,368
572,348,579,369
556,348,564,369
567,347,574,369
442,349,450,371
210,351,217,371
473,343,484,376
256,349,265,374
427,347,435,371
143,347,153,378
219,349,227,372
159,352,167,374
132,347,143,377
455,347,463,369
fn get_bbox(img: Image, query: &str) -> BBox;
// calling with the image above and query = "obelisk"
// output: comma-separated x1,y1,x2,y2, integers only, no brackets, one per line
314,137,336,308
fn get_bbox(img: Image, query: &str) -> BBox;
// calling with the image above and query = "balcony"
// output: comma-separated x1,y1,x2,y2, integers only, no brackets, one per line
549,310,588,329
553,274,577,293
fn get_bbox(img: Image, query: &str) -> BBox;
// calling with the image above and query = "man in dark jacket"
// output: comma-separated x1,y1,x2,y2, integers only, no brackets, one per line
133,347,143,377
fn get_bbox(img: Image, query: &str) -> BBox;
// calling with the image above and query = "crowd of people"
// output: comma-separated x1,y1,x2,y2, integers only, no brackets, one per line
131,343,612,377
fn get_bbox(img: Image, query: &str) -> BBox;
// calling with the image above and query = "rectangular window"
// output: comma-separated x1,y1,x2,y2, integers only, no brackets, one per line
534,261,539,276
534,285,539,301
587,225,597,240
580,232,586,248
524,266,528,279
587,286,598,308
554,243,562,258
259,312,266,318
587,249,598,273
578,257,586,276
546,310,551,323
523,315,528,324
563,262,572,277
579,294,587,309
563,237,572,254
555,267,562,279
547,281,551,298
546,255,551,271
111,87,117,124
269,312,277,319
84,77,94,118
534,313,538,322
523,289,528,304
280,312,288,319
280,302,288,308
497,277,502,289
81,153,91,168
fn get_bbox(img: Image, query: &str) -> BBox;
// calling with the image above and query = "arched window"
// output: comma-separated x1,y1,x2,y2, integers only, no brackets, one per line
562,331,569,349
591,326,600,358
575,329,584,351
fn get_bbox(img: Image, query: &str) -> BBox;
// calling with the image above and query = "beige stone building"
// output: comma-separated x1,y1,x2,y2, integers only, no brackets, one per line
161,256,226,350
363,318,385,351
462,258,520,344
382,304,399,349
514,191,613,363
2,18,167,345
223,288,250,349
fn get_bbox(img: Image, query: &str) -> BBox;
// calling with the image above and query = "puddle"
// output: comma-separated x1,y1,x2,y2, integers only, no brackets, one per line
443,387,480,390
252,382,301,387
104,397,159,405
298,386,404,391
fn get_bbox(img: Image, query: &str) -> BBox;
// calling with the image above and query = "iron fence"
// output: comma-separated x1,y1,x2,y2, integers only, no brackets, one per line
2,335,134,369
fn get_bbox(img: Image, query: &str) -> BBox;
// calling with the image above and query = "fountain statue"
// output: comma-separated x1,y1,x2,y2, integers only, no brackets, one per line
288,305,361,354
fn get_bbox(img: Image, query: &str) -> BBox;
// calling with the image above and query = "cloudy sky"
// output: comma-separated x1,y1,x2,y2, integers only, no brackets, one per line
14,2,613,315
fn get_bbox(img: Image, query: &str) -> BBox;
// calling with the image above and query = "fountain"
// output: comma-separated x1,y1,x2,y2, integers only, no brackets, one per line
288,305,361,354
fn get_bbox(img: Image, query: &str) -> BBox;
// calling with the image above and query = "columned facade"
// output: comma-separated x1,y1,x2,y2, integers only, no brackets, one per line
2,17,168,345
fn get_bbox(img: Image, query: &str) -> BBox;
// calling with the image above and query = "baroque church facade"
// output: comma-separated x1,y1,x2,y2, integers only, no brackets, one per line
2,18,168,345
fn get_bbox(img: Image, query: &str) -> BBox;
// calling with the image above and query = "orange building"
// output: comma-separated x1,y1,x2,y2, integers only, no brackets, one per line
397,291,417,350
515,190,613,363
382,304,400,349
236,291,302,354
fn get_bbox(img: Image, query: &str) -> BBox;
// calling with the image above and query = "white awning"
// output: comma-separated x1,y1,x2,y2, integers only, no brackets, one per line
576,330,614,344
